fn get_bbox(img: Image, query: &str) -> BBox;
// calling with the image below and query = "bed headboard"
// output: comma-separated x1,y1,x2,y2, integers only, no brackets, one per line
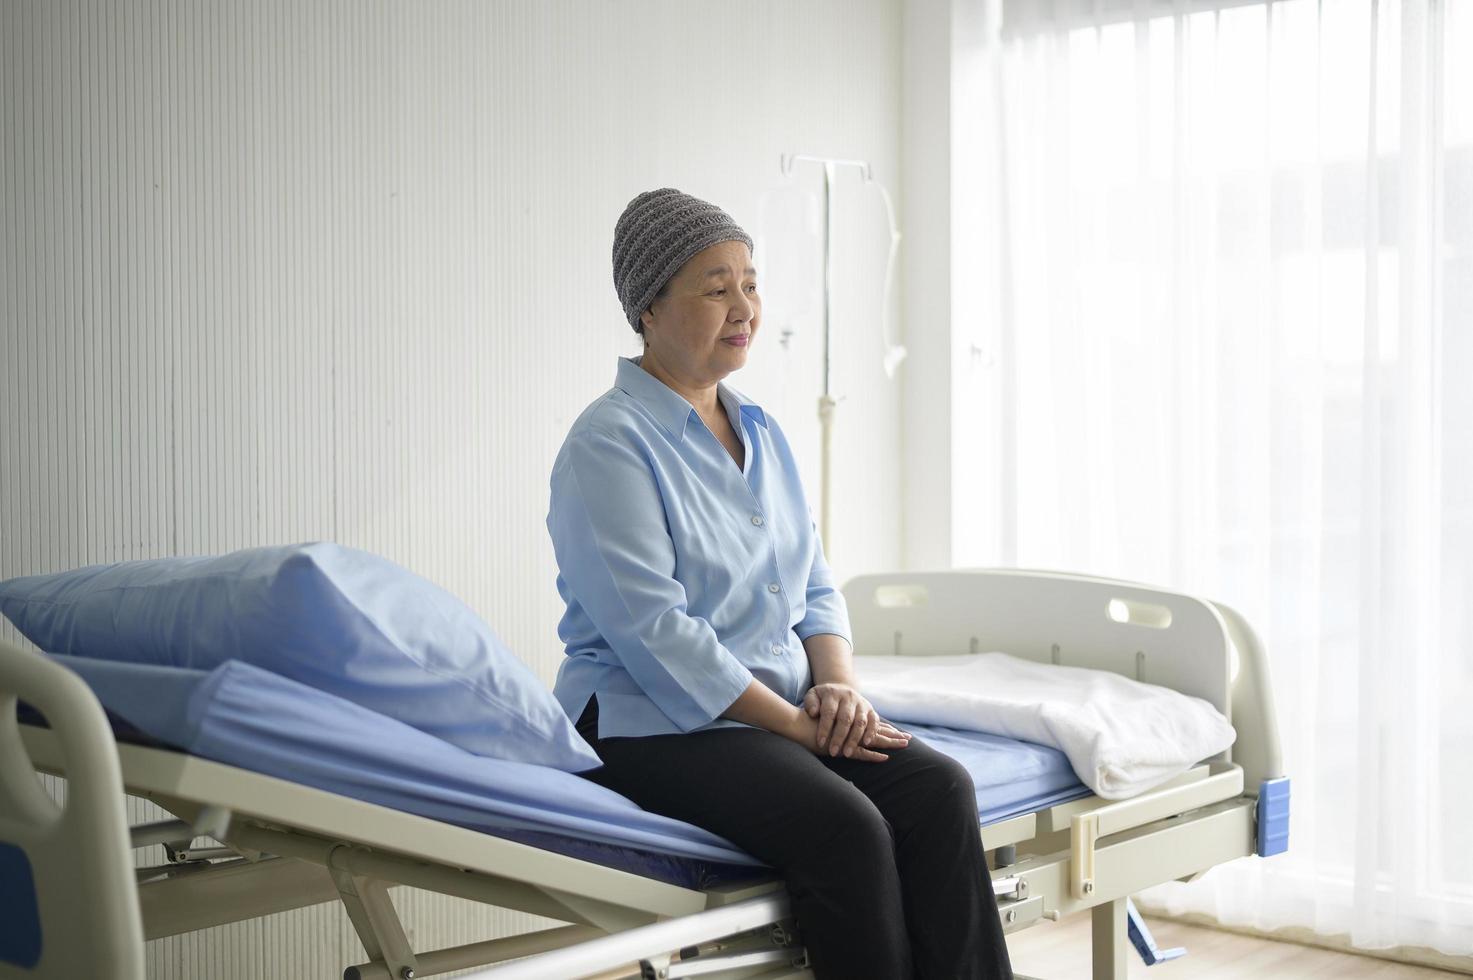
843,568,1230,714
841,568,1285,791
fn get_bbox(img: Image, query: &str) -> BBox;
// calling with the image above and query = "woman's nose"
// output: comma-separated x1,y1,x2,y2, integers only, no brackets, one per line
732,292,754,322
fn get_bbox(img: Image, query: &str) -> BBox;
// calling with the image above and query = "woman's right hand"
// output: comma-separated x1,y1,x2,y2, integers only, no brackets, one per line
720,679,909,763
784,709,910,762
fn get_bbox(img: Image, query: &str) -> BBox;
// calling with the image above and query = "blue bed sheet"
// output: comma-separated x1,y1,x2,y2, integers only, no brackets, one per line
899,723,1092,824
34,655,1088,889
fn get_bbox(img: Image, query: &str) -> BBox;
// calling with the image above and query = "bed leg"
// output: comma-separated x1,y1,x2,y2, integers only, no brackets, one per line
331,866,419,980
1090,897,1128,980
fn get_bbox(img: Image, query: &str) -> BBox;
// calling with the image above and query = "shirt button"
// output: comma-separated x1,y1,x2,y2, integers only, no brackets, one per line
751,515,765,526
771,644,784,656
767,583,780,593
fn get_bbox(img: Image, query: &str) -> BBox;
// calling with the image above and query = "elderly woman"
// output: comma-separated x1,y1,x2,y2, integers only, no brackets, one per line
546,188,1013,980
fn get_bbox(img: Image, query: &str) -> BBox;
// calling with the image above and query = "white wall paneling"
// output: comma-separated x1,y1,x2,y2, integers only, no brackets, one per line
0,1,905,975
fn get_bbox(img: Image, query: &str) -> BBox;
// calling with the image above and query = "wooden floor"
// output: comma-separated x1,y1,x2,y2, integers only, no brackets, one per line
1006,914,1470,979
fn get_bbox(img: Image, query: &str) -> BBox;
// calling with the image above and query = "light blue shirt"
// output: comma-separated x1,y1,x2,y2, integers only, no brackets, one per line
547,355,852,739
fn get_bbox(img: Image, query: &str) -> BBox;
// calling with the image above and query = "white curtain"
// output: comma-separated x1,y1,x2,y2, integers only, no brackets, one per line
972,0,1473,957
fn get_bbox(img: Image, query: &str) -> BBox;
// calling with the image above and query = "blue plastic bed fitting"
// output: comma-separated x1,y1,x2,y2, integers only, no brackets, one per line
1126,898,1186,965
0,840,43,968
1256,777,1291,857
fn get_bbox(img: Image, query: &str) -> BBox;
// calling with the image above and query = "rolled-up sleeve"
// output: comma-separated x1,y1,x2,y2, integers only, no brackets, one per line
549,428,756,732
793,517,852,646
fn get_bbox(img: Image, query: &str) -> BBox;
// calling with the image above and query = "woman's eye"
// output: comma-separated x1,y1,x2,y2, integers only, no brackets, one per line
746,284,758,293
711,289,726,296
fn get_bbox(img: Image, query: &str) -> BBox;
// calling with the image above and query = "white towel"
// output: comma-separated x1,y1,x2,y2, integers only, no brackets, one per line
855,652,1236,800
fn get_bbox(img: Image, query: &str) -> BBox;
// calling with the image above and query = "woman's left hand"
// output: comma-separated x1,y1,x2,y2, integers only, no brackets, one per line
802,683,912,758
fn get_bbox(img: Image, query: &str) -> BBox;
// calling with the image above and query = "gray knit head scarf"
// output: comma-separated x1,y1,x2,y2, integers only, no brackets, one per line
611,188,755,335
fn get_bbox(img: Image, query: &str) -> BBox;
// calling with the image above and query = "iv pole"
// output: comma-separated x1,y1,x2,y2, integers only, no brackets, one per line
778,153,905,561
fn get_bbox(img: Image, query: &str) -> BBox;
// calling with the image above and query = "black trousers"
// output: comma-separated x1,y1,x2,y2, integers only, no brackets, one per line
576,700,1014,980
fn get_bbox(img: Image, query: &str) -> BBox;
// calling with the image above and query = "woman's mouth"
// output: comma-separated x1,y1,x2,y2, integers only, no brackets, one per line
722,334,749,347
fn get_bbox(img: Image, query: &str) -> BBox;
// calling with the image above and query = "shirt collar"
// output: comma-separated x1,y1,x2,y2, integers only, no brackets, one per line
615,355,768,443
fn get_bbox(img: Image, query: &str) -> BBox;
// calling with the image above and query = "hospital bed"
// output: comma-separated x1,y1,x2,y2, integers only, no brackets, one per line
0,568,1287,980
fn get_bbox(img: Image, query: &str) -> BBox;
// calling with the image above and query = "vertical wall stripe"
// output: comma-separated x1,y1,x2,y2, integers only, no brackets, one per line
1,1,904,976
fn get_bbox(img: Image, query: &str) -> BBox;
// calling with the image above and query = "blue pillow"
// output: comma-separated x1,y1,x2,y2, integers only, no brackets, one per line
0,542,601,772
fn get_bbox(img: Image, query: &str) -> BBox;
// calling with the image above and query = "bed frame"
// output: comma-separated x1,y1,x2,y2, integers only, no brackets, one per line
0,568,1286,980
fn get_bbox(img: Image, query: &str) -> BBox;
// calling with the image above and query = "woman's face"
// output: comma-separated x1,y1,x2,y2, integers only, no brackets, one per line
639,240,760,386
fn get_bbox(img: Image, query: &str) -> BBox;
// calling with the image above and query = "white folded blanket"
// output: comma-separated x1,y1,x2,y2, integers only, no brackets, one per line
855,652,1236,800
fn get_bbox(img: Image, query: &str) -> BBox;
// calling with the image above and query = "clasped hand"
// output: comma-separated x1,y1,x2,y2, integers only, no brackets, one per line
799,682,911,762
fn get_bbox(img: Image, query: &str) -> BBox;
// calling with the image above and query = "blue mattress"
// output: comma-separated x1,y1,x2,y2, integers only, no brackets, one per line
901,723,1092,824
29,655,1088,890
